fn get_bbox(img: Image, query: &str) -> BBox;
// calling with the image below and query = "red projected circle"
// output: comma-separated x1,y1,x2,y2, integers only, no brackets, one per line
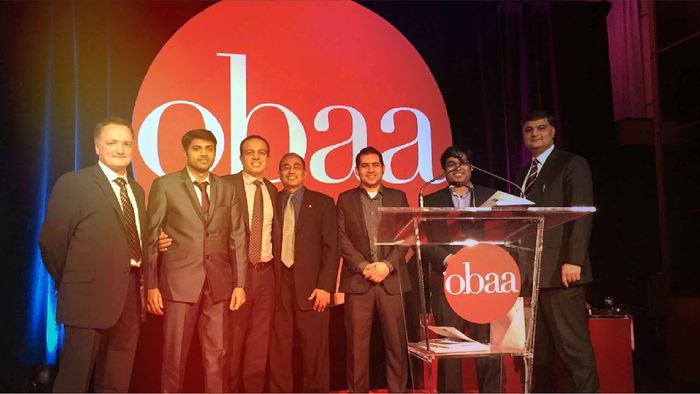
131,0,451,200
444,244,521,324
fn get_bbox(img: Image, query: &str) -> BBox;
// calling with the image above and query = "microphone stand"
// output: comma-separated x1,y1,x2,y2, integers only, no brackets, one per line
469,163,524,196
415,173,447,349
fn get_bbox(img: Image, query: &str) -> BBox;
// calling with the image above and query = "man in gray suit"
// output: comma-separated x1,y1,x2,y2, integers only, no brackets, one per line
145,129,247,392
40,116,147,392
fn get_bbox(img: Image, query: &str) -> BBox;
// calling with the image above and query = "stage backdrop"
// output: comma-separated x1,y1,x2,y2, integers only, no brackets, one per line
132,0,452,200
1,1,616,389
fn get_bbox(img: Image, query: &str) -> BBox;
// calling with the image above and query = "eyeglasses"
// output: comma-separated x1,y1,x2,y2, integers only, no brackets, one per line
281,164,304,171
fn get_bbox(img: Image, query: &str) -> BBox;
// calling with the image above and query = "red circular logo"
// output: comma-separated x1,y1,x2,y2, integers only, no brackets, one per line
131,0,451,200
444,244,521,324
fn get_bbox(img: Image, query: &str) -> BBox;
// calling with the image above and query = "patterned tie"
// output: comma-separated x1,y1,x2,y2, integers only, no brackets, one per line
248,180,264,264
522,158,539,197
194,181,209,214
114,178,142,262
281,194,295,268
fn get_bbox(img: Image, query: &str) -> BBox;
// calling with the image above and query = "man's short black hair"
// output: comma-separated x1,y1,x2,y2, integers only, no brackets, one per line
181,129,217,151
278,152,306,170
355,146,384,168
521,110,555,128
239,134,271,156
439,146,472,169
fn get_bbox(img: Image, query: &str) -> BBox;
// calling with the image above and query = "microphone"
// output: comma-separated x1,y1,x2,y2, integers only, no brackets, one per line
418,173,444,208
468,163,524,196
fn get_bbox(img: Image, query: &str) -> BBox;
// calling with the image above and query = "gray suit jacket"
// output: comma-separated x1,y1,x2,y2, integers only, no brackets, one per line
39,165,148,328
145,168,248,303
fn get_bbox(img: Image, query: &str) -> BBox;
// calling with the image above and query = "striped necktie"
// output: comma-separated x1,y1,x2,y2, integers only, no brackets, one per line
522,158,539,197
114,178,142,262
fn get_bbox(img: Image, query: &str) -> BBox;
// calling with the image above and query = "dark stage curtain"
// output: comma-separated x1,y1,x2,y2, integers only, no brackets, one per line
0,1,613,391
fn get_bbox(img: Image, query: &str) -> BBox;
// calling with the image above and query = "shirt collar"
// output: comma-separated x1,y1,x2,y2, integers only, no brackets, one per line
282,185,305,200
186,167,210,184
360,184,384,198
535,144,555,165
449,182,473,198
98,160,128,184
242,171,264,185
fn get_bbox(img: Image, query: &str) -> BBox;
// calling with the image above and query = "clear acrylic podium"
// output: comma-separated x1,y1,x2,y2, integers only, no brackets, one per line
375,206,596,393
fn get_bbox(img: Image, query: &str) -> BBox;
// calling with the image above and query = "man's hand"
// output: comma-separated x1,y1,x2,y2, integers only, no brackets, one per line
147,288,164,315
363,262,390,284
561,263,582,288
308,288,331,312
229,287,246,311
158,230,173,252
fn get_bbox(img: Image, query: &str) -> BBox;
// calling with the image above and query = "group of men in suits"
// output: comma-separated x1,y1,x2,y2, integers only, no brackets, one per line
40,109,598,393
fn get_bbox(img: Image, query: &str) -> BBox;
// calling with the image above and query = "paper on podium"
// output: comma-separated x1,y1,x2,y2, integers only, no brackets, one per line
480,191,534,207
418,326,491,353
490,297,526,350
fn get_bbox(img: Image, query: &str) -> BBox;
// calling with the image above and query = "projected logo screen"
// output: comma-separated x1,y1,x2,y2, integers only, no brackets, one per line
132,0,451,200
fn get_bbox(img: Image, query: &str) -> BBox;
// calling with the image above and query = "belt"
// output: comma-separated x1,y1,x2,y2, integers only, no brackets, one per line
248,260,273,271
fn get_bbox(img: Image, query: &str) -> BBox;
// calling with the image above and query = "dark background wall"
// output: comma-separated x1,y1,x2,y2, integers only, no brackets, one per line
0,0,697,391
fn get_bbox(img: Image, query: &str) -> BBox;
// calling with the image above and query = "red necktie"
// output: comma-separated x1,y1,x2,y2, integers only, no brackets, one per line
194,181,209,214
248,180,263,264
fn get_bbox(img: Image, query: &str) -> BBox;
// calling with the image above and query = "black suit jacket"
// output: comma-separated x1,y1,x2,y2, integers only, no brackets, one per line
275,187,339,310
337,186,410,295
222,172,280,281
145,169,248,303
39,165,148,328
514,148,594,288
421,185,497,295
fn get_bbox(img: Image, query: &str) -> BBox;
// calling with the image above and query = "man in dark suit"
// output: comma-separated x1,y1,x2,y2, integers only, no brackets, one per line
39,116,147,392
224,135,280,392
514,110,599,392
421,146,502,393
268,153,339,392
145,129,247,392
337,146,410,393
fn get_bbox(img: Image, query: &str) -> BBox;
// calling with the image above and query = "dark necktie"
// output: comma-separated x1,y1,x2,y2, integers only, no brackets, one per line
248,180,263,264
194,181,209,214
114,178,142,262
522,158,539,197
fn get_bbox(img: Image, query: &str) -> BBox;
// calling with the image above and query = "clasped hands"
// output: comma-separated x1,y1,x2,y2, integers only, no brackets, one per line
363,261,390,284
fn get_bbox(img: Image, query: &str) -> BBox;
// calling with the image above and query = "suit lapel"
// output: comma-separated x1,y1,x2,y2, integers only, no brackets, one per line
206,176,218,225
129,178,147,245
92,165,132,243
93,165,124,217
234,173,250,234
296,191,311,233
179,169,206,224
528,149,559,201
352,188,370,241
439,188,453,207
